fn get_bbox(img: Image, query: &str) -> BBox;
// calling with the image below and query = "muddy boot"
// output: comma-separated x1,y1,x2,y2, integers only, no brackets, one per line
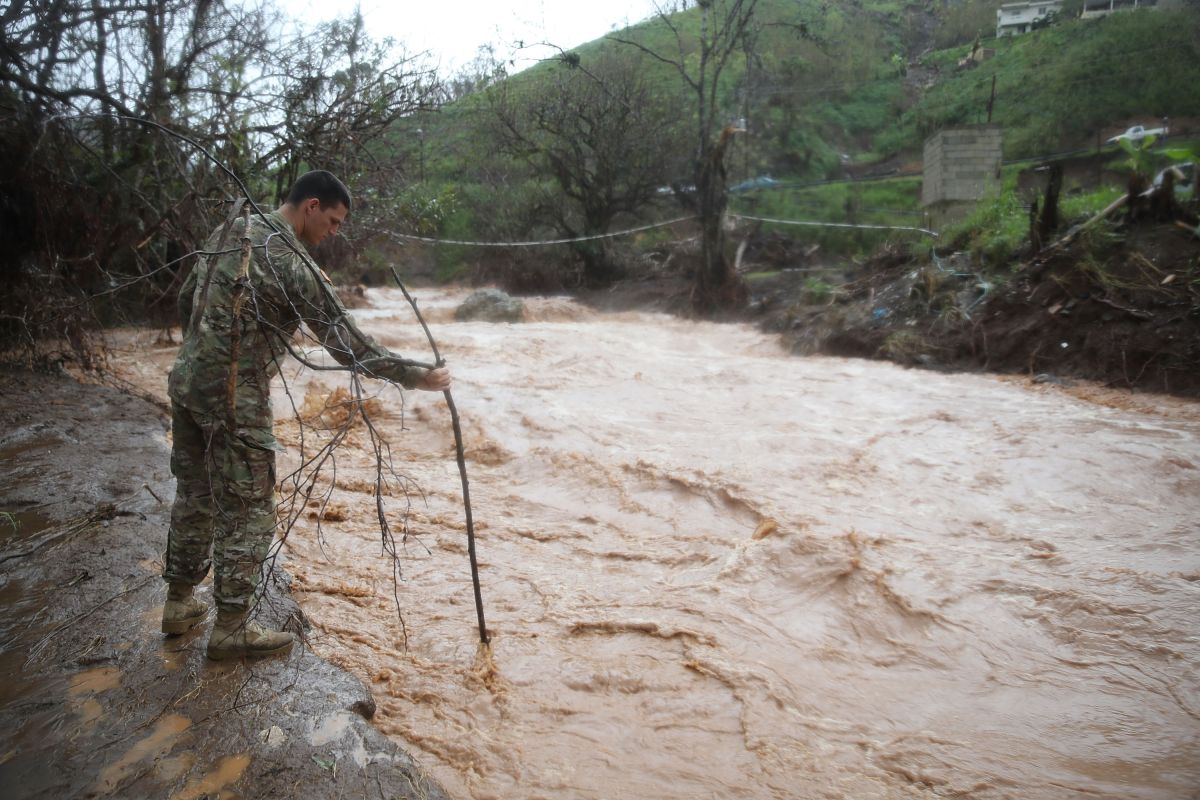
161,583,208,635
206,610,294,661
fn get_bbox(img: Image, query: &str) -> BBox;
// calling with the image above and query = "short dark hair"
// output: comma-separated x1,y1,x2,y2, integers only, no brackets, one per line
286,170,352,211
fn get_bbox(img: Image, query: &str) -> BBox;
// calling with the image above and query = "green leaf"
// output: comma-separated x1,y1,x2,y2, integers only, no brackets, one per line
1163,148,1197,163
312,755,336,771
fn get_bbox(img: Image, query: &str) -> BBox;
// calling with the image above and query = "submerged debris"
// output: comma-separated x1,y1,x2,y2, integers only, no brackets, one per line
300,384,383,430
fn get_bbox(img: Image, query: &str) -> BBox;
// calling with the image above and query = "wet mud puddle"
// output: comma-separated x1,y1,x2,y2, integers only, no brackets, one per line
132,289,1200,798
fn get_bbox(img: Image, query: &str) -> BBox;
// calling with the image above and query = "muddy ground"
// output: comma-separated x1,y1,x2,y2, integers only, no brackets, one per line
0,371,448,799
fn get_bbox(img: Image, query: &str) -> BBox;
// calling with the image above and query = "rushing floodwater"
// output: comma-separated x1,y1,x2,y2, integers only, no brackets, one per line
152,288,1200,799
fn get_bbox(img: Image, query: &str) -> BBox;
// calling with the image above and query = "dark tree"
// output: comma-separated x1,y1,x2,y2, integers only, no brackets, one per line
489,50,685,287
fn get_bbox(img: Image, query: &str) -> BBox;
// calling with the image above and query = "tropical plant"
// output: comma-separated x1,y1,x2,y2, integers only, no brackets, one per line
1119,134,1159,180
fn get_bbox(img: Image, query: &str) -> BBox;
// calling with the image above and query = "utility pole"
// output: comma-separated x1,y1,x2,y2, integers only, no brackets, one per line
986,75,997,123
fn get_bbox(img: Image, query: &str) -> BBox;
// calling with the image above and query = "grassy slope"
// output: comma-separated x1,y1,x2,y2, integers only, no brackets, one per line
391,1,1197,266
876,7,1200,160
481,3,1198,172
729,175,926,255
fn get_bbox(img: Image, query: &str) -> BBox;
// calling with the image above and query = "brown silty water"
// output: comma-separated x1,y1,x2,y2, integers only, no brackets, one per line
121,288,1200,799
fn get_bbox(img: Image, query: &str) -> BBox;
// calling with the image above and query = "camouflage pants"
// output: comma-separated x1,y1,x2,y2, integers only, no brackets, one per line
163,402,278,613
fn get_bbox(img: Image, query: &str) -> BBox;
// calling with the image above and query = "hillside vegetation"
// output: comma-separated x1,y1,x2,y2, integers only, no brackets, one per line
876,9,1200,159
393,1,1198,282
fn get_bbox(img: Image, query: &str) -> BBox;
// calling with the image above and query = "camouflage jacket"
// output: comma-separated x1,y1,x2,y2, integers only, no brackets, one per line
169,205,424,434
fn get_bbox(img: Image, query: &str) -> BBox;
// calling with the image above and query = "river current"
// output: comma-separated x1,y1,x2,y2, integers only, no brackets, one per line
135,287,1200,798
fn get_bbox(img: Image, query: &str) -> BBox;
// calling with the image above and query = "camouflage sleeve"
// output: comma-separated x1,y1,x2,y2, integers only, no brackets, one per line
258,230,428,390
177,261,198,329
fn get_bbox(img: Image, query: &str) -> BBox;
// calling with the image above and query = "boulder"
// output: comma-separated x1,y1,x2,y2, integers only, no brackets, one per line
455,289,525,323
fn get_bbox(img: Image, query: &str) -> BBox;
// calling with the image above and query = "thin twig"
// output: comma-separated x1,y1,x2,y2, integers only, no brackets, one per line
0,502,117,564
24,576,158,666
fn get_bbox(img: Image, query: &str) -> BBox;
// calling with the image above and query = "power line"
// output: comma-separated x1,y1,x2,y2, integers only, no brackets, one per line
730,213,938,237
379,208,940,249
379,215,698,247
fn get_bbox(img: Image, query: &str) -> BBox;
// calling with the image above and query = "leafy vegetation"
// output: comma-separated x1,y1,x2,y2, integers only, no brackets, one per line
1059,186,1125,221
487,49,686,286
942,182,1029,267
730,175,926,254
408,0,1197,286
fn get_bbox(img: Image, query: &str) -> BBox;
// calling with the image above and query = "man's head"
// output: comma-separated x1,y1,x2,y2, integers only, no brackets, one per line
283,170,352,246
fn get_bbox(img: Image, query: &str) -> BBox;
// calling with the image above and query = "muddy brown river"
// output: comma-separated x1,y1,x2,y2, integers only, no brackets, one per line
115,288,1200,799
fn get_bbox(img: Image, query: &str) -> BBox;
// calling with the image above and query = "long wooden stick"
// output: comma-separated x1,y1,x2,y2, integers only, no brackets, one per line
391,269,489,644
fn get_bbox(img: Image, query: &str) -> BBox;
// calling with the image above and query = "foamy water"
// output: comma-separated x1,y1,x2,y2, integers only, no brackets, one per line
163,287,1200,799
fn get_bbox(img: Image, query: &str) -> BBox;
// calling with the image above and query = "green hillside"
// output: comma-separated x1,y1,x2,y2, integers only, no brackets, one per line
390,0,1199,275
876,9,1200,159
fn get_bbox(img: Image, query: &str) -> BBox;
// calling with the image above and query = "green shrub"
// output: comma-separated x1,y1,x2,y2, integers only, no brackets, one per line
801,277,834,304
943,178,1028,268
730,175,926,257
1060,186,1124,224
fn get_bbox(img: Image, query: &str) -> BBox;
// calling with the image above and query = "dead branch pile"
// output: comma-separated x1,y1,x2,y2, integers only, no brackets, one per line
299,384,384,430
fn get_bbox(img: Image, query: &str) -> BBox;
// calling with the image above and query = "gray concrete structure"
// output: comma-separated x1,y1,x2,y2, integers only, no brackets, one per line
921,125,1004,227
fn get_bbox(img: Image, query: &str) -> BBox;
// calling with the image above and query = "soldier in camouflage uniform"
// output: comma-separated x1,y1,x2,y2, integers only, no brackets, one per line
161,171,450,660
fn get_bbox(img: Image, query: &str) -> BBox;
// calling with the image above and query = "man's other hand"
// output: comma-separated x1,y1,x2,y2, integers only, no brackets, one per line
416,367,451,392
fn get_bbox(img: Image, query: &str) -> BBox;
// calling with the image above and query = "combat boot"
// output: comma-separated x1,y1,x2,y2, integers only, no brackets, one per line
206,609,295,661
161,583,208,635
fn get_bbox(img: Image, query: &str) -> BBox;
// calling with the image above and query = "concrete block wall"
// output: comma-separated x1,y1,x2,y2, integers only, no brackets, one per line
921,125,1003,207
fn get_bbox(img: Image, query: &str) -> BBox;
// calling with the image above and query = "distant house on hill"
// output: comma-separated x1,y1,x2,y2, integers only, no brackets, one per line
999,0,1168,34
1081,0,1161,18
996,0,1063,37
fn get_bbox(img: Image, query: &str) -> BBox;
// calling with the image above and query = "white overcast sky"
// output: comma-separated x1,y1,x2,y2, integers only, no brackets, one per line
294,1,667,74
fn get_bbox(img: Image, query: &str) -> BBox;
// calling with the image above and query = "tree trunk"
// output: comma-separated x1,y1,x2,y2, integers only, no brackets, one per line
1037,163,1063,244
693,125,747,312
571,238,621,288
91,0,112,161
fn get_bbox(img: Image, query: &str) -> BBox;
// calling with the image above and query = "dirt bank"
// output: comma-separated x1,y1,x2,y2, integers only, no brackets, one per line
0,370,448,799
748,221,1200,396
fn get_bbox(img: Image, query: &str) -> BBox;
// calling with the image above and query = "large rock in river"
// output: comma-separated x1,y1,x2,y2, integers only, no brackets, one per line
455,289,525,323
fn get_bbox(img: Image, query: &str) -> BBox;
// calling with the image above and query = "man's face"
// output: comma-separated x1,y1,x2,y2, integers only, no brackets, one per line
300,198,348,246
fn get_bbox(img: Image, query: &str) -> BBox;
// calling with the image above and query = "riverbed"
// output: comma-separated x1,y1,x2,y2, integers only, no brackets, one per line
114,287,1200,799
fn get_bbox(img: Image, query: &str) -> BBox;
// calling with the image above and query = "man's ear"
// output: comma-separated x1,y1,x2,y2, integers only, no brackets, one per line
305,197,321,213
